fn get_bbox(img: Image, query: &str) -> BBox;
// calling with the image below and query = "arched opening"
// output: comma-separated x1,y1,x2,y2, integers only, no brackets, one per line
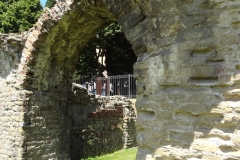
74,23,137,78
17,1,146,159
73,23,137,98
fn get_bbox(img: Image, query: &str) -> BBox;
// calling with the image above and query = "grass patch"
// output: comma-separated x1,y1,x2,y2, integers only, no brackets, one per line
82,147,137,160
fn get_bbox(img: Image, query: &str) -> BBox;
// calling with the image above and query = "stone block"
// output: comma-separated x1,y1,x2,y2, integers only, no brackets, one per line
192,66,217,78
192,141,219,153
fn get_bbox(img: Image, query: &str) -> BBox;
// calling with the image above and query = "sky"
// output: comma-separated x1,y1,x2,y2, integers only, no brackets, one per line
40,0,47,7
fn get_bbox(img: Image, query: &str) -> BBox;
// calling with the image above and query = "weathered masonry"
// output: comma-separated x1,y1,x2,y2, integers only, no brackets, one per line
1,0,240,159
66,84,137,159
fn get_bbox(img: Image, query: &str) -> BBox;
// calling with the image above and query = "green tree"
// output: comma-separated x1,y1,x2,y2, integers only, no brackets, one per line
73,23,136,80
0,0,42,33
45,0,56,8
103,24,136,76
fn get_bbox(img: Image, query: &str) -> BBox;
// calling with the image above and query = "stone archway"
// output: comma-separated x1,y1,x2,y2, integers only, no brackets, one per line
6,1,147,159
1,0,240,159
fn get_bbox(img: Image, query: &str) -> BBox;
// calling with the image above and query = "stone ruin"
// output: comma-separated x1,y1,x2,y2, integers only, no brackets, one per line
70,83,137,159
1,0,240,159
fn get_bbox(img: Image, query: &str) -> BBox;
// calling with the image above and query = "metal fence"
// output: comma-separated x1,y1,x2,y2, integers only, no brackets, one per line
74,74,136,99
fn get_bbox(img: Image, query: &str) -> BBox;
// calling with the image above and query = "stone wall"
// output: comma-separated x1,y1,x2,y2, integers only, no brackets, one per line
134,1,240,159
79,117,124,158
78,116,137,159
1,0,240,159
0,33,29,159
68,84,137,159
88,95,137,150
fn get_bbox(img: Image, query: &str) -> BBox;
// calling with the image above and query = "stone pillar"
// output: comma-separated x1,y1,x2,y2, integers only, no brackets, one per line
134,1,240,159
0,34,26,160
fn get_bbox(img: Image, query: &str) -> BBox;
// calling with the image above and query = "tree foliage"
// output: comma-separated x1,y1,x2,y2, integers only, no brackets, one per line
104,24,137,76
45,0,56,8
74,23,137,80
0,0,42,33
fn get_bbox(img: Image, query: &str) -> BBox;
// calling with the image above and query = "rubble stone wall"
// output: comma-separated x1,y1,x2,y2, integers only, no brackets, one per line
0,34,30,160
64,84,137,159
1,0,240,159
79,117,137,159
61,84,137,159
